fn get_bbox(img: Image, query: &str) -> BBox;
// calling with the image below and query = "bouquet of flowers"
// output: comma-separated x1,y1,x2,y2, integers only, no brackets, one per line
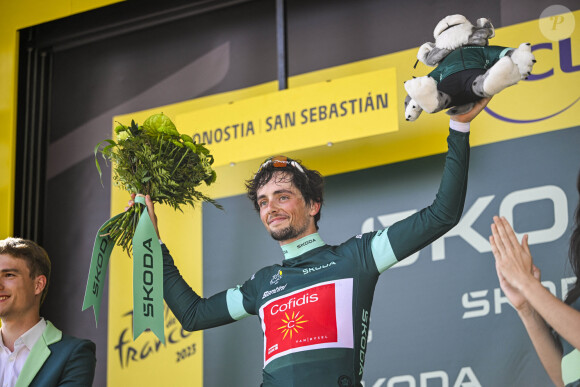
95,113,222,253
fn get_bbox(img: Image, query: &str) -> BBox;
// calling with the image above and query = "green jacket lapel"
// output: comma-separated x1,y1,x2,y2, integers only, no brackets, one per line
15,321,62,387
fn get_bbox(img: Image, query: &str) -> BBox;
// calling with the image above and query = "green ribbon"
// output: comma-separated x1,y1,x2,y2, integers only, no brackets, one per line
82,213,123,325
83,196,165,343
131,195,164,343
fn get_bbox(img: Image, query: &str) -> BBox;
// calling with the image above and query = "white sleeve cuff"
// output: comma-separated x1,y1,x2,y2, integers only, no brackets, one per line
449,119,470,133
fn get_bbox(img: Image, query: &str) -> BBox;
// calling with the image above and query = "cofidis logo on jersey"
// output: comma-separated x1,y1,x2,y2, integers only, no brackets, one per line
259,279,354,366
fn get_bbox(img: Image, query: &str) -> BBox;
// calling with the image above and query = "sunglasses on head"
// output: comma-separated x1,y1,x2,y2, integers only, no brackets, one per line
258,156,305,174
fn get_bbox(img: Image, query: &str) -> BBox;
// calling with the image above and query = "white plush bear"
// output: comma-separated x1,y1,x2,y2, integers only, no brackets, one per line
404,14,536,121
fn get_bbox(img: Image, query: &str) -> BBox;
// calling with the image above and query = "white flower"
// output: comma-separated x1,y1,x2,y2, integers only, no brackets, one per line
117,131,130,142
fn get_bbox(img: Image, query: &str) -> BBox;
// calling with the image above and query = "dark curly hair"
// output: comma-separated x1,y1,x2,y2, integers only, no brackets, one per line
246,156,324,229
0,237,51,305
565,169,580,305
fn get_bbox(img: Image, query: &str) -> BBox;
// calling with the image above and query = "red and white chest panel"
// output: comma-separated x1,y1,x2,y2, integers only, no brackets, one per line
259,278,354,366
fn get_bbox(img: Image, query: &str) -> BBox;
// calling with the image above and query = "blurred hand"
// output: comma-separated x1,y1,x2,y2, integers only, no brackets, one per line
490,216,537,293
495,258,541,312
450,97,492,123
126,193,160,239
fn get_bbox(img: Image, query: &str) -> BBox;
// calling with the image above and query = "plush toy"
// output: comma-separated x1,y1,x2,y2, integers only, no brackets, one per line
403,14,536,121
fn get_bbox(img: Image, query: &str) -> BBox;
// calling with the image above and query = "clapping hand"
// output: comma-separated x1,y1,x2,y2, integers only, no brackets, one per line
490,216,540,311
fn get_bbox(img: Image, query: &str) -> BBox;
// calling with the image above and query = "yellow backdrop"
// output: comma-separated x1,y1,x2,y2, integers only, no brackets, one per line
0,0,123,238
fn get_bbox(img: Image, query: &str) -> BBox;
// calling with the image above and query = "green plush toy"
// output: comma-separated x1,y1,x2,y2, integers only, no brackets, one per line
404,14,536,121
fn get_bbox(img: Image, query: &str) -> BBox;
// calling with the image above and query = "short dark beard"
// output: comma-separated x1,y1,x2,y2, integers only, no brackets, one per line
269,221,309,242
270,226,298,241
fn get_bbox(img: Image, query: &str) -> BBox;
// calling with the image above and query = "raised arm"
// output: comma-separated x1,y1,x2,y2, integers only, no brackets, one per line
162,245,238,330
372,98,490,271
371,98,490,272
128,194,247,331
385,124,468,260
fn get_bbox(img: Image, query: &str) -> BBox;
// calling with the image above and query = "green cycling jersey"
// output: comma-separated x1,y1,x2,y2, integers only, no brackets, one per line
163,128,470,386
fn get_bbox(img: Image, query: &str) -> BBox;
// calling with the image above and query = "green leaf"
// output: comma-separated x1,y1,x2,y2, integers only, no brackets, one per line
94,139,117,186
130,120,140,135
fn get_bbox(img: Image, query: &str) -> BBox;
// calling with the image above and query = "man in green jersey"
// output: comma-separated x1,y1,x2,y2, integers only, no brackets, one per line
133,98,490,386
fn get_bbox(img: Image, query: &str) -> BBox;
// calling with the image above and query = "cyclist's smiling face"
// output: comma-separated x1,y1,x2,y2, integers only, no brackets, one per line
257,172,319,244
